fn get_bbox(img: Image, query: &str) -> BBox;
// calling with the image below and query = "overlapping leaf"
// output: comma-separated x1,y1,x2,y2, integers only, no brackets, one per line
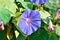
17,0,33,9
40,10,50,24
0,0,17,14
0,8,11,24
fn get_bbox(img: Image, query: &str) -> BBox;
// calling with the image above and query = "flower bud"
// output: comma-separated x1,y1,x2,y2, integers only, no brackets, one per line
0,19,4,30
48,20,54,31
54,8,60,20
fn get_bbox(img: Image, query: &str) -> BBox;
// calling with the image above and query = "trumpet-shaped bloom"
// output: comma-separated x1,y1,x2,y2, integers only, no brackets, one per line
30,0,48,5
18,9,41,35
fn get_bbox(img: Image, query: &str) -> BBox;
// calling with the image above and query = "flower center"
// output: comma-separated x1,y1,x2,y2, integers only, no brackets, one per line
26,18,30,25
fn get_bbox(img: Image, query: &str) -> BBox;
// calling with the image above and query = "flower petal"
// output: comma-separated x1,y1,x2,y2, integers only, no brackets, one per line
30,0,48,5
18,9,41,35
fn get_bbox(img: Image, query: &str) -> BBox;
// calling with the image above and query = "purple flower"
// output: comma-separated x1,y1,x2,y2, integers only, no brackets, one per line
30,0,48,5
18,9,41,35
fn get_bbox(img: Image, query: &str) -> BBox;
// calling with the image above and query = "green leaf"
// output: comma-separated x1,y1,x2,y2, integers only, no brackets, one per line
29,29,49,40
44,0,60,10
48,35,58,40
0,8,11,24
12,16,20,31
24,0,30,2
0,30,7,40
16,32,26,40
0,0,17,14
40,10,50,24
12,30,17,40
17,0,33,9
55,25,60,36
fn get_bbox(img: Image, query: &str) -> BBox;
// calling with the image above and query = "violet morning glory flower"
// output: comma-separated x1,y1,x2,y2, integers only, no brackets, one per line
30,0,48,5
18,9,41,35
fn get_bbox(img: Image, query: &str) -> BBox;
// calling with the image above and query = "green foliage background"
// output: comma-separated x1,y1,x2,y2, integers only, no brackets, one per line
0,0,60,40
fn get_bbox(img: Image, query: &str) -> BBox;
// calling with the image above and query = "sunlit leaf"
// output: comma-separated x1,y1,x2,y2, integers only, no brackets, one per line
40,10,50,24
0,0,17,14
55,25,60,36
0,7,11,24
